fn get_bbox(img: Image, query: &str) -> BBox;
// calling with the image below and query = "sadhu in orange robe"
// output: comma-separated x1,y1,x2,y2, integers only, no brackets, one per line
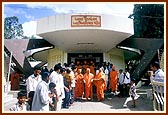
74,69,84,100
90,64,96,76
10,72,20,90
83,68,94,100
93,69,106,101
110,66,118,92
76,61,82,70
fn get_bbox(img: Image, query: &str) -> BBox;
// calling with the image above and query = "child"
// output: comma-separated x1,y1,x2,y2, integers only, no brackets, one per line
48,82,58,111
129,78,137,108
9,91,30,111
123,78,138,108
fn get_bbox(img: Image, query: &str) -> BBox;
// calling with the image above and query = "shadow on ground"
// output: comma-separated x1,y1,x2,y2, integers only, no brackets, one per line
99,86,153,111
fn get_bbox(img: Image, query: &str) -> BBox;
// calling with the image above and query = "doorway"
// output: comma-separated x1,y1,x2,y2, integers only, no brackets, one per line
67,53,103,65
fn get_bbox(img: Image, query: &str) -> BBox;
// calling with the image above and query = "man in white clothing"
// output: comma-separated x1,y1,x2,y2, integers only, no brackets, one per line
118,69,124,97
32,72,50,111
149,61,164,111
150,62,164,82
123,68,131,97
104,66,109,88
49,64,62,111
70,66,77,104
56,68,66,111
26,66,42,95
150,61,164,93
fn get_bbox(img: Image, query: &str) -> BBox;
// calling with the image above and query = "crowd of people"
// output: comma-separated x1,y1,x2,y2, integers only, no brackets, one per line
9,61,164,111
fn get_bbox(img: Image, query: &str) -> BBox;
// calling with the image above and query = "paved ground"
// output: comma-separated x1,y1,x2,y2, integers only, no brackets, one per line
61,86,153,112
3,85,154,112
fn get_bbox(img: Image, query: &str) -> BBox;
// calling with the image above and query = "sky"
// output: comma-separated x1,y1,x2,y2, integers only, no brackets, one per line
3,2,135,38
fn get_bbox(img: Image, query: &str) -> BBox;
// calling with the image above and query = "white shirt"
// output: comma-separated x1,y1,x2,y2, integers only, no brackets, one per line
70,71,75,87
32,81,50,111
49,71,61,96
129,83,136,97
48,90,53,104
59,74,65,99
119,73,124,85
104,68,109,81
26,74,42,94
152,69,164,93
49,71,59,84
153,69,164,82
123,72,131,84
96,70,99,75
9,102,30,111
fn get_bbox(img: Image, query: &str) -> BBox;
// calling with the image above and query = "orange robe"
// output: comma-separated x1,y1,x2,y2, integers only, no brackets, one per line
74,73,84,99
93,71,106,101
76,65,82,70
90,65,95,76
10,72,20,90
110,70,118,92
83,73,94,100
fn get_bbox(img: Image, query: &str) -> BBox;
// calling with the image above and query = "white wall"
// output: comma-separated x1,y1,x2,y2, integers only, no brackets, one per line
47,48,67,70
104,48,125,71
37,13,133,35
47,47,125,71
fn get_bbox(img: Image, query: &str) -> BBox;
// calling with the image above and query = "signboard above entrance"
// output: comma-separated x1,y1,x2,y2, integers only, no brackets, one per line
71,15,101,27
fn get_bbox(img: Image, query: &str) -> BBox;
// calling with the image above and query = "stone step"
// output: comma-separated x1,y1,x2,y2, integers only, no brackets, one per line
8,91,20,98
3,93,18,111
4,95,17,104
3,98,18,111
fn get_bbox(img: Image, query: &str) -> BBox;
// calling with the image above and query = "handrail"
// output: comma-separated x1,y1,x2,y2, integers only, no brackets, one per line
151,78,164,111
6,51,12,93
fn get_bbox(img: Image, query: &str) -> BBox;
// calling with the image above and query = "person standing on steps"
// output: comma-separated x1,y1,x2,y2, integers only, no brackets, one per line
26,66,42,95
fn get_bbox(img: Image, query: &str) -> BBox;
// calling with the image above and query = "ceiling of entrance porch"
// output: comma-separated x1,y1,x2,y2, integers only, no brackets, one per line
39,29,132,53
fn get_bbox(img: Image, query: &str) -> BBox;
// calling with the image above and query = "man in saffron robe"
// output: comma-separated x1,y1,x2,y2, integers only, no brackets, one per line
83,61,89,74
109,66,119,94
90,62,96,76
76,61,82,70
10,68,21,90
93,68,106,101
74,69,84,100
83,68,94,101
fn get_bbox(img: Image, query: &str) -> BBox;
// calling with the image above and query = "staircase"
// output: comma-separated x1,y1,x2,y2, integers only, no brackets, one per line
3,92,18,112
131,49,157,81
116,37,164,83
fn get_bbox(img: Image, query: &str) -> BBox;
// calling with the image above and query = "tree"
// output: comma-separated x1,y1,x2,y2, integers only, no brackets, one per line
129,4,164,38
4,16,24,39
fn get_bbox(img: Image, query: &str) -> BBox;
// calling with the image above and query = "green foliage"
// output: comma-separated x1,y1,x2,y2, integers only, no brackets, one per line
130,4,164,38
4,16,24,39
